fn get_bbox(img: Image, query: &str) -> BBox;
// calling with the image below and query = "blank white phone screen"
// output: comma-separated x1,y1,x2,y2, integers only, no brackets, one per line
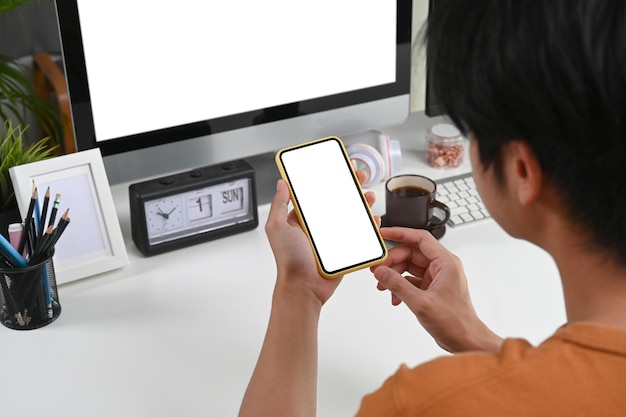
279,138,386,275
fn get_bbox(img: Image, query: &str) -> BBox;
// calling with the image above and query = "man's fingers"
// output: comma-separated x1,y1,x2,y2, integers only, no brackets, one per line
380,227,455,267
380,227,435,245
266,180,291,231
355,169,368,185
373,266,424,304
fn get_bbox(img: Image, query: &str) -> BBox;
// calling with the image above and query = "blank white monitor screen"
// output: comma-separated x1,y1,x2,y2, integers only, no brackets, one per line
56,0,411,183
73,1,396,142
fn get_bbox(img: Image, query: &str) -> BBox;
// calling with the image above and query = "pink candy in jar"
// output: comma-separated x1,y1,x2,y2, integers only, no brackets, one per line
426,123,464,168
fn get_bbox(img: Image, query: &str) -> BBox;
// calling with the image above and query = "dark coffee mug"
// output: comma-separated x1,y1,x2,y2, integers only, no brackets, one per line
385,174,450,231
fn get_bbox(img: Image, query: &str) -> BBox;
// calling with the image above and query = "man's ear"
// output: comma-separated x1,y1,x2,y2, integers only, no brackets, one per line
508,141,543,205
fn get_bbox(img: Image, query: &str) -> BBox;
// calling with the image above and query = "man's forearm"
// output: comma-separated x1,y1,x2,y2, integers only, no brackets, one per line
239,282,322,417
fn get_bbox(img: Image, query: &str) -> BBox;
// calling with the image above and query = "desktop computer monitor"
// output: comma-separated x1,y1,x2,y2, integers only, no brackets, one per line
55,1,413,184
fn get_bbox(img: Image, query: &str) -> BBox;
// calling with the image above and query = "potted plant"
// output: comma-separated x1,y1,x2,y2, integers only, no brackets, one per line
0,120,56,235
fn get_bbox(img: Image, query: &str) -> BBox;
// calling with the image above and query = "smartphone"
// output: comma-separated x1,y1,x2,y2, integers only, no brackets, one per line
275,136,387,278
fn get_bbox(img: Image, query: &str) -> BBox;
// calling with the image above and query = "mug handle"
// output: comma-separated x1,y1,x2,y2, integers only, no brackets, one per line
426,200,450,229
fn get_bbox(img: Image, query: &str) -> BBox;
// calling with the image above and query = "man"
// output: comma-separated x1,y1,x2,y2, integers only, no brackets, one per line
239,0,626,415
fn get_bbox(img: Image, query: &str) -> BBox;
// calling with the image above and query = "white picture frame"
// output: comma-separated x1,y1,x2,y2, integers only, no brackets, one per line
9,148,128,284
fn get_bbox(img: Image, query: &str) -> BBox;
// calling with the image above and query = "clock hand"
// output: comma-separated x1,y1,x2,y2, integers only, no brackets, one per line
156,206,177,220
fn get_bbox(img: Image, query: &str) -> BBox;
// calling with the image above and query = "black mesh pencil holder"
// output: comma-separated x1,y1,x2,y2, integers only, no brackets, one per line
0,253,61,330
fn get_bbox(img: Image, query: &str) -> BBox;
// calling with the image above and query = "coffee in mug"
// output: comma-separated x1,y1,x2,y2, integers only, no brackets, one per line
391,185,430,198
384,174,450,232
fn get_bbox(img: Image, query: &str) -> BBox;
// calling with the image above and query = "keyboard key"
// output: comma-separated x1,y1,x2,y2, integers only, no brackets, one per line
450,206,468,216
460,213,474,222
436,172,492,227
449,215,463,225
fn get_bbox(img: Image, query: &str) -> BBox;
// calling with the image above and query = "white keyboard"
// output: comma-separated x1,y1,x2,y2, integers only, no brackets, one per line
436,173,491,227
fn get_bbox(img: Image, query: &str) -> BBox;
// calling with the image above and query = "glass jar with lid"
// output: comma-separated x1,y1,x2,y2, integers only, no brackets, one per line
426,123,464,168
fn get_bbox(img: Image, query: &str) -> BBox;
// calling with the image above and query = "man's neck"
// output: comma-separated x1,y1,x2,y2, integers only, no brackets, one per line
550,231,626,328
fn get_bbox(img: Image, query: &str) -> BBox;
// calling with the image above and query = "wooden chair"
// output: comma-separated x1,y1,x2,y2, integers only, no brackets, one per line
32,52,76,154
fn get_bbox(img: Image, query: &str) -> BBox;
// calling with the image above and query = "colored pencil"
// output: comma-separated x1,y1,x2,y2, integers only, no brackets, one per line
37,186,51,238
0,233,27,268
47,193,62,229
17,184,37,255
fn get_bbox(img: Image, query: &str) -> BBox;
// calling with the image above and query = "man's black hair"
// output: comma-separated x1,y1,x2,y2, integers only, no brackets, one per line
425,0,626,264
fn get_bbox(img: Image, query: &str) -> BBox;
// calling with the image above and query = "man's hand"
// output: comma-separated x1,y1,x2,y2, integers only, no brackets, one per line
372,227,503,353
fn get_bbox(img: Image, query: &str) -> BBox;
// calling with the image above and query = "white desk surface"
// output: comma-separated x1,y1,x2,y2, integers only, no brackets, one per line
1,116,566,417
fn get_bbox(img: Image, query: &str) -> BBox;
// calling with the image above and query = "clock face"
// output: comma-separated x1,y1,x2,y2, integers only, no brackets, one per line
145,197,184,237
143,177,253,245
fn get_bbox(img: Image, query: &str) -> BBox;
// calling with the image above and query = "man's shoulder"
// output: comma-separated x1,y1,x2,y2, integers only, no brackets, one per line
357,337,536,416
357,323,626,416
393,336,536,400
403,322,626,391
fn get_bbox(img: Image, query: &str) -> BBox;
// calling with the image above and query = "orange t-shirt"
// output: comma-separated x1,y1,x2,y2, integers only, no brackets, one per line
356,322,626,416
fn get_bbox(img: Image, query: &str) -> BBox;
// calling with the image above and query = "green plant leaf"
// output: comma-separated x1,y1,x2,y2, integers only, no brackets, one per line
0,56,34,95
0,54,62,145
0,121,57,211
0,0,33,13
